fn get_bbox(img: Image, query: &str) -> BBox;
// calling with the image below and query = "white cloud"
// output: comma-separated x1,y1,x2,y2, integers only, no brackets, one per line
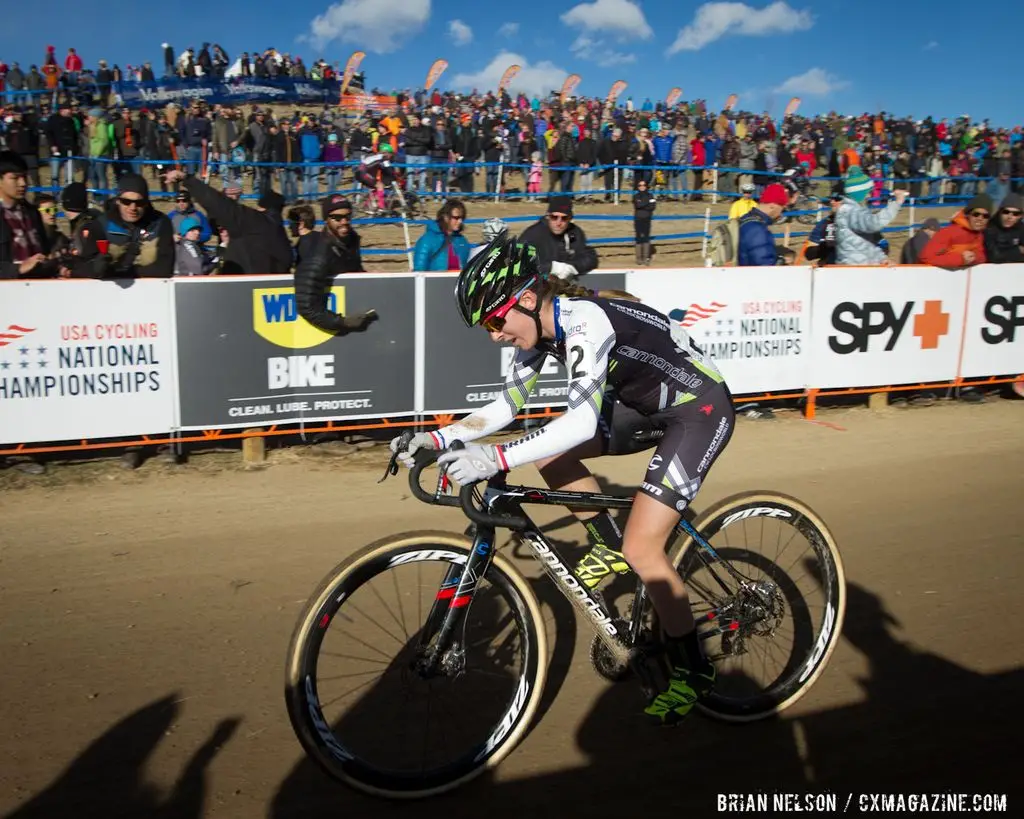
570,34,635,67
561,0,653,40
773,67,848,96
498,22,520,37
451,51,569,98
448,19,473,46
667,2,812,54
924,40,938,50
305,0,431,53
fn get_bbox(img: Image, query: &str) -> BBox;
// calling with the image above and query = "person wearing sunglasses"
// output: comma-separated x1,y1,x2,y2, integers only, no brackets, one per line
392,235,733,726
89,173,175,278
518,195,598,282
293,194,378,335
983,194,1024,264
919,193,991,269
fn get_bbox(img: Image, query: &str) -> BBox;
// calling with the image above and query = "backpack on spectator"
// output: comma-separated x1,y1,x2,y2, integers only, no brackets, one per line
708,218,741,266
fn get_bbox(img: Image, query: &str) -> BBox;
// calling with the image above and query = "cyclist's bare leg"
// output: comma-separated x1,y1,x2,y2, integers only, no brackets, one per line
534,431,604,516
620,492,694,638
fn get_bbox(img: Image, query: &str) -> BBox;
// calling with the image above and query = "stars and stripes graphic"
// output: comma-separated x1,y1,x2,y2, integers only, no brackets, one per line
0,324,36,348
676,303,727,328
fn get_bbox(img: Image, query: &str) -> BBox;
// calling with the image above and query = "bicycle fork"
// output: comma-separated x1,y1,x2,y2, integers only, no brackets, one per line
416,525,498,677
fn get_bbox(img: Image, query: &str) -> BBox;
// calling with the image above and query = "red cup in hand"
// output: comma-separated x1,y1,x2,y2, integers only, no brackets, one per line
96,240,109,254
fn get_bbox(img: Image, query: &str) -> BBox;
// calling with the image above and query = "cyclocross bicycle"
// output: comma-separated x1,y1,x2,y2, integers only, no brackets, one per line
285,431,846,799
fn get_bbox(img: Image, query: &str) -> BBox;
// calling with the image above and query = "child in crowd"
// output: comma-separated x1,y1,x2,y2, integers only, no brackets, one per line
174,217,218,275
527,151,544,196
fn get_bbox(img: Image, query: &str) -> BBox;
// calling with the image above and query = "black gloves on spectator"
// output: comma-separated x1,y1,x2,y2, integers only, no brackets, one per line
339,310,379,334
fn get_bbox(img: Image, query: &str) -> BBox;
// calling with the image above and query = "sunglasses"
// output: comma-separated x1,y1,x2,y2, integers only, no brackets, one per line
1002,209,1022,217
547,213,570,223
480,279,536,333
968,210,991,219
327,212,352,222
118,196,147,208
39,206,57,214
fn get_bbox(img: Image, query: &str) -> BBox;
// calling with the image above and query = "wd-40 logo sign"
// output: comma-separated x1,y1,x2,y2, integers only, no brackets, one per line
829,300,950,353
252,286,345,349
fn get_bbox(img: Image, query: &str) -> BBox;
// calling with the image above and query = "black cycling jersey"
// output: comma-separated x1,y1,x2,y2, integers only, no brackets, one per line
433,295,732,511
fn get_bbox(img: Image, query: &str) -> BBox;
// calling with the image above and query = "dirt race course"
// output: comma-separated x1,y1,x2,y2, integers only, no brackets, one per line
1,400,1022,817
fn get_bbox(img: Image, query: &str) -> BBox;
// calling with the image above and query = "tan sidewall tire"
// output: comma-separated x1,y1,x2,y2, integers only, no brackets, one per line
285,530,548,799
672,492,847,721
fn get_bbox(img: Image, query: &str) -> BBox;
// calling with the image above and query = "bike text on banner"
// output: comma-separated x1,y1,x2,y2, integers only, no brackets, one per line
174,275,416,429
0,280,176,443
809,267,969,388
626,267,812,394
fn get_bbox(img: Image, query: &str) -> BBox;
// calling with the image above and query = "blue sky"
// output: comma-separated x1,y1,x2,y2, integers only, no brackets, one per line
2,1,1021,124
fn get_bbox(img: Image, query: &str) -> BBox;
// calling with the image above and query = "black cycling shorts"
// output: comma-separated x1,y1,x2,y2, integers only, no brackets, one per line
598,383,735,513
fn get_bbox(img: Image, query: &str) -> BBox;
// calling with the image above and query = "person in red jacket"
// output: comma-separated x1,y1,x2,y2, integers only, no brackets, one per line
919,193,991,269
64,48,83,86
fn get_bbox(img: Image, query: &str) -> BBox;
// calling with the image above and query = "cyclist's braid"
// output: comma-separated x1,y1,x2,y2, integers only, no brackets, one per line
541,277,641,303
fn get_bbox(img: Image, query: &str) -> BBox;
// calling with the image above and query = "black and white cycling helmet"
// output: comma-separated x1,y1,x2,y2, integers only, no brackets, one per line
455,234,541,328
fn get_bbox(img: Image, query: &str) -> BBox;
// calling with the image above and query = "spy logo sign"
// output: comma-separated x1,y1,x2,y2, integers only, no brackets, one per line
981,295,1024,344
829,300,949,353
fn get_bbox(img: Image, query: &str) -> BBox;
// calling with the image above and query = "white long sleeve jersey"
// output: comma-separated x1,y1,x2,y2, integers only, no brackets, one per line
431,296,725,470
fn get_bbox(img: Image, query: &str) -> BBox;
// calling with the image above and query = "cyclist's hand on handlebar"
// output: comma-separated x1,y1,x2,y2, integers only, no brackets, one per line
437,444,504,485
389,431,439,469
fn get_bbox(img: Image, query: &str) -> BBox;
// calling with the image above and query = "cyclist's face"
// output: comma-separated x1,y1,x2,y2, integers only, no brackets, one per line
486,291,539,349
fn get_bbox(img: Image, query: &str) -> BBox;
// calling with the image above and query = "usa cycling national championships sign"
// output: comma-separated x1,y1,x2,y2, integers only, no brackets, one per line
174,275,415,429
0,280,176,443
421,271,626,414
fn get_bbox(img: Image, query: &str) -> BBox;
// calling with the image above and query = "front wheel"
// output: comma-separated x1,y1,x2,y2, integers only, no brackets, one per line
673,491,846,722
285,531,548,799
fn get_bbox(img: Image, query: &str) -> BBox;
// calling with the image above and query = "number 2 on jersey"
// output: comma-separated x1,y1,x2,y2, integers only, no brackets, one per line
569,345,587,379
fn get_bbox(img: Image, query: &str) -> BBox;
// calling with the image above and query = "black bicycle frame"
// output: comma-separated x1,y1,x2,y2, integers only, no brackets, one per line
414,470,747,673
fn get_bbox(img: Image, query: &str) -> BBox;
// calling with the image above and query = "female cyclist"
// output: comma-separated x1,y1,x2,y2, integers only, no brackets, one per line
390,235,735,725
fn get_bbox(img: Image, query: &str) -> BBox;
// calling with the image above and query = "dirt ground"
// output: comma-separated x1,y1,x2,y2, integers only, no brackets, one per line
1,399,1021,817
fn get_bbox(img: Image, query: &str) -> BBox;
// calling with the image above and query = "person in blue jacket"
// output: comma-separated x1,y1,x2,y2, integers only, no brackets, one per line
413,199,471,271
737,183,787,266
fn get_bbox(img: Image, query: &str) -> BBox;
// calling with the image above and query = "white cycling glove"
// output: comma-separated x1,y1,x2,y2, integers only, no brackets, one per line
549,260,578,281
437,445,507,485
389,431,441,469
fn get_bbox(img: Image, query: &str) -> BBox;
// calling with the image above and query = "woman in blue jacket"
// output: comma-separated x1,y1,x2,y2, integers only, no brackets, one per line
413,199,471,271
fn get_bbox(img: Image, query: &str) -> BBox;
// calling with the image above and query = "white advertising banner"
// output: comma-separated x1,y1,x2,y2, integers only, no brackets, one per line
960,264,1024,378
626,267,812,394
0,281,177,443
809,267,969,388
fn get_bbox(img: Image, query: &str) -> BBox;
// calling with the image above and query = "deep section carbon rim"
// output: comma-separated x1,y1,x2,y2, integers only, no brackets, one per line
677,494,845,719
287,541,543,796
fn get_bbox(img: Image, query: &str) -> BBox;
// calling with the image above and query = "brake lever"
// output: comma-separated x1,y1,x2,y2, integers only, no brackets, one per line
378,429,415,484
378,451,400,484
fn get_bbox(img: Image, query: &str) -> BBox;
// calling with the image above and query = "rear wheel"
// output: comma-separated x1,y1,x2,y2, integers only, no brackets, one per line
672,492,845,721
285,531,547,799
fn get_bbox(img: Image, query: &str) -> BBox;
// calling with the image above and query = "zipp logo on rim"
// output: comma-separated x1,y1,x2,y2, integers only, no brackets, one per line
722,507,793,526
388,550,468,567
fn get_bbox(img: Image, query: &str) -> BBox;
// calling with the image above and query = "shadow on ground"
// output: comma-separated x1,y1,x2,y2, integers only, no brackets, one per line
268,577,1020,818
3,697,240,819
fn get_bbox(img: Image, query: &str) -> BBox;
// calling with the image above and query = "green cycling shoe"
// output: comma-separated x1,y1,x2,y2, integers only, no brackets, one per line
644,662,716,726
